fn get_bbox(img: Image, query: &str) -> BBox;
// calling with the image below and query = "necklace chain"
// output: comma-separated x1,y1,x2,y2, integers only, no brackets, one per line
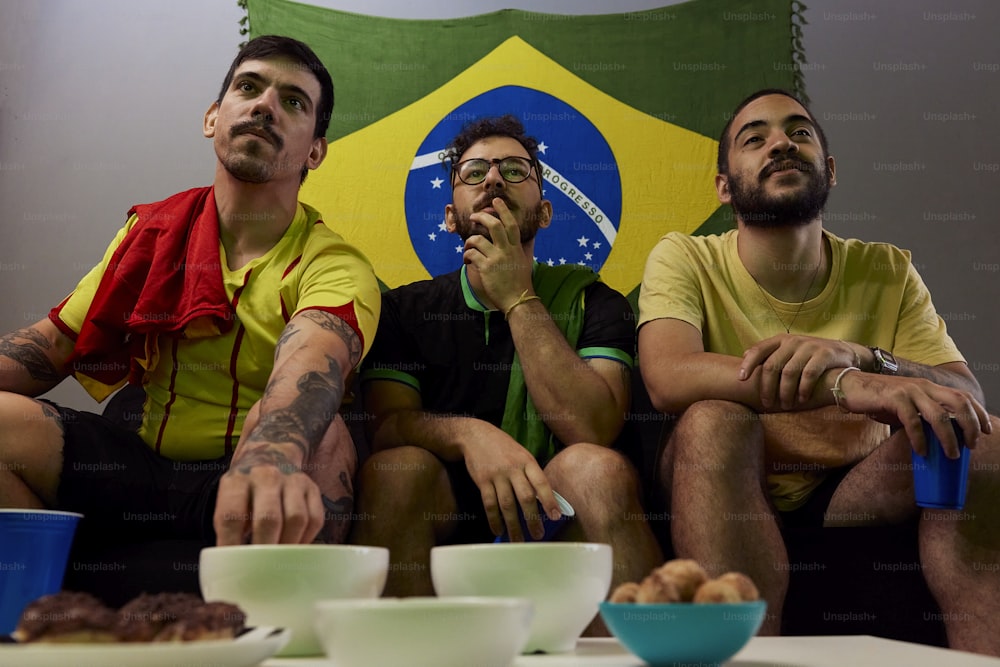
751,259,822,334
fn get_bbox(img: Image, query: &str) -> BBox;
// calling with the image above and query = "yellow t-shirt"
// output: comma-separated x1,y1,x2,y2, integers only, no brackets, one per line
638,229,964,510
55,203,381,461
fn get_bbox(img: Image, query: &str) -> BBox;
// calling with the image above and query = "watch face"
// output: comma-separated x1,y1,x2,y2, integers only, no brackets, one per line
874,348,898,373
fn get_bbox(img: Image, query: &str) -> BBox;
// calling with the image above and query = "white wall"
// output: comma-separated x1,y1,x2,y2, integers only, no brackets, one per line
1,0,997,410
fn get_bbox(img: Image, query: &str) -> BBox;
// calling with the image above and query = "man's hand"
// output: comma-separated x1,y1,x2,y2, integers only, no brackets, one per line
461,425,562,542
837,371,991,458
461,198,534,312
214,445,326,545
739,334,862,409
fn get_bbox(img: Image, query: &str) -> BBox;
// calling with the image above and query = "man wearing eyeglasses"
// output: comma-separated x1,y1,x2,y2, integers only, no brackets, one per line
350,115,661,605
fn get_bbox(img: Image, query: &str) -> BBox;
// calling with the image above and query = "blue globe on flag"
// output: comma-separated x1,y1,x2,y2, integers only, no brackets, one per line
404,86,623,278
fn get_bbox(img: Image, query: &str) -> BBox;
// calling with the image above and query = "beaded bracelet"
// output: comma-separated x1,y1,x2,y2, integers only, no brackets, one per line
504,289,541,321
830,366,861,411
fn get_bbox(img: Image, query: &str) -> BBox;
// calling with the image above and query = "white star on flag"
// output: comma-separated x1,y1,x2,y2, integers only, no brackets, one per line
430,177,444,189
577,236,590,247
537,142,548,154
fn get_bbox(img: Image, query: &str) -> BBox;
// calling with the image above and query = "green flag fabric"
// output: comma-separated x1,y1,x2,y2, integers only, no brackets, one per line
245,0,806,298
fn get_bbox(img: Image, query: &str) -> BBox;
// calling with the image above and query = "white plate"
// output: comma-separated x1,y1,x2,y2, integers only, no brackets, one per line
0,626,290,667
514,638,645,666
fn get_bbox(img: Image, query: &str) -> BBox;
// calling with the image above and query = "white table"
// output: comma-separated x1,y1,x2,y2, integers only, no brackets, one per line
263,635,1000,666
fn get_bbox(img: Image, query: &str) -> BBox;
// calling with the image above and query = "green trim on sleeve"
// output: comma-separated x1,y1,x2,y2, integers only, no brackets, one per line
358,368,421,393
578,346,634,369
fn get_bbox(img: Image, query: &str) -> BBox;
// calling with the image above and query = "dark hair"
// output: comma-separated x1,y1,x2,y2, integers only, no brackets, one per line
217,35,334,140
717,88,829,174
444,115,543,187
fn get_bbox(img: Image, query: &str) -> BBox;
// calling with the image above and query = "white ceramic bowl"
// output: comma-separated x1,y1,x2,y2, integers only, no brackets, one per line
431,542,613,653
313,597,533,667
199,544,388,657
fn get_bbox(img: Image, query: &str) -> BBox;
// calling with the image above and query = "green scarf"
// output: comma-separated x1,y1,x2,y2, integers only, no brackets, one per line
500,264,599,466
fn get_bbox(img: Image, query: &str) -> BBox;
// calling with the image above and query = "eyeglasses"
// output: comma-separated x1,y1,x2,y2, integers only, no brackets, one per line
452,156,536,186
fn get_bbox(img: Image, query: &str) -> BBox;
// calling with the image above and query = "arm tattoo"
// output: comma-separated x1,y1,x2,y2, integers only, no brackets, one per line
300,310,363,368
229,445,299,475
0,328,61,382
240,354,345,463
273,324,301,359
38,400,66,436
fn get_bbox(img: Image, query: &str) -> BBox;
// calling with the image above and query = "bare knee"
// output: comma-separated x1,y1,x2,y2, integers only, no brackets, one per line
547,443,640,498
356,447,447,511
666,400,763,470
0,392,65,505
546,444,644,532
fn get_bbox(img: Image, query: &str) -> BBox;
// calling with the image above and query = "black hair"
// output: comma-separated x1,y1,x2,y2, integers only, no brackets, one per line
217,35,334,140
717,88,829,174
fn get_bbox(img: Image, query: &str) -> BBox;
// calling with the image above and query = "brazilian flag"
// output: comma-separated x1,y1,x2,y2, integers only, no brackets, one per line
245,0,806,299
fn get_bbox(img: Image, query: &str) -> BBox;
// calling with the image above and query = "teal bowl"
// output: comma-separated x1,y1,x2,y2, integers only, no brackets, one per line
599,600,767,666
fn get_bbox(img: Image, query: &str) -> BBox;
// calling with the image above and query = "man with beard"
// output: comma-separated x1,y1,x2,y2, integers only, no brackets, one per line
0,35,381,549
350,115,662,607
638,89,1000,654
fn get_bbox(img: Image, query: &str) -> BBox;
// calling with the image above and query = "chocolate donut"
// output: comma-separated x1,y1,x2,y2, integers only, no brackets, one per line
13,591,118,643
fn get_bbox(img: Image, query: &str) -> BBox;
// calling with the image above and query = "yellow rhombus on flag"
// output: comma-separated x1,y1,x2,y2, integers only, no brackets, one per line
302,36,718,295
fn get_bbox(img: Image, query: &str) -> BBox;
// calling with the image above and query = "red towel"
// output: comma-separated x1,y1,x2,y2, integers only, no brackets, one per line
52,186,234,400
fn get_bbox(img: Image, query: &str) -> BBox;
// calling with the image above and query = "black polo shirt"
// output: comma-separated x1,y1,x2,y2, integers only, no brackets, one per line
360,265,634,437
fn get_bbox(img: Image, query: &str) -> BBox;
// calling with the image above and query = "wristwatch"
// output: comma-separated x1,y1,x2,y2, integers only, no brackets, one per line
870,347,899,375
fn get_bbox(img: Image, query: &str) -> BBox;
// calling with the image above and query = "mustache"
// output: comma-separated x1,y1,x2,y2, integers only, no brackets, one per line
474,192,513,212
761,157,813,179
230,120,283,149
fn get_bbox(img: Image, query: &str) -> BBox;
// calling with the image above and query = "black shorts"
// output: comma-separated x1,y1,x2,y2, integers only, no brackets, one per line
441,461,496,544
778,465,853,529
49,402,229,546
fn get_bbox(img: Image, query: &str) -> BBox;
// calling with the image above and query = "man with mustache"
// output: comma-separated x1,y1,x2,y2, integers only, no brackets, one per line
0,36,381,551
350,115,662,606
638,89,999,654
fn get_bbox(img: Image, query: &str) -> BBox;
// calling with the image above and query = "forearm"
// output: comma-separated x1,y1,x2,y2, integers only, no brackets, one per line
371,409,494,461
234,351,346,468
643,350,844,415
505,298,625,445
845,342,985,404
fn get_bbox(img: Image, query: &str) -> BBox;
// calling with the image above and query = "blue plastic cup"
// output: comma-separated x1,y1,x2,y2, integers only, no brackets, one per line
494,490,575,543
911,418,970,510
0,509,83,635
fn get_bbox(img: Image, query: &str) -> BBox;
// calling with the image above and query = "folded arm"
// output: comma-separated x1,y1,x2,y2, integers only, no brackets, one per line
638,317,990,458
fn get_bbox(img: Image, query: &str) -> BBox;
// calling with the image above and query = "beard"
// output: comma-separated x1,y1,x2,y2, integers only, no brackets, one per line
727,156,832,228
453,197,547,244
220,121,289,184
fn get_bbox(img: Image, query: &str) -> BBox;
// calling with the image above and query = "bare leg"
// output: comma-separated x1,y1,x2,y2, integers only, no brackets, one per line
0,392,64,508
349,446,456,596
920,416,1000,656
306,414,357,544
823,430,916,527
660,400,784,635
546,443,664,636
825,419,1000,656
